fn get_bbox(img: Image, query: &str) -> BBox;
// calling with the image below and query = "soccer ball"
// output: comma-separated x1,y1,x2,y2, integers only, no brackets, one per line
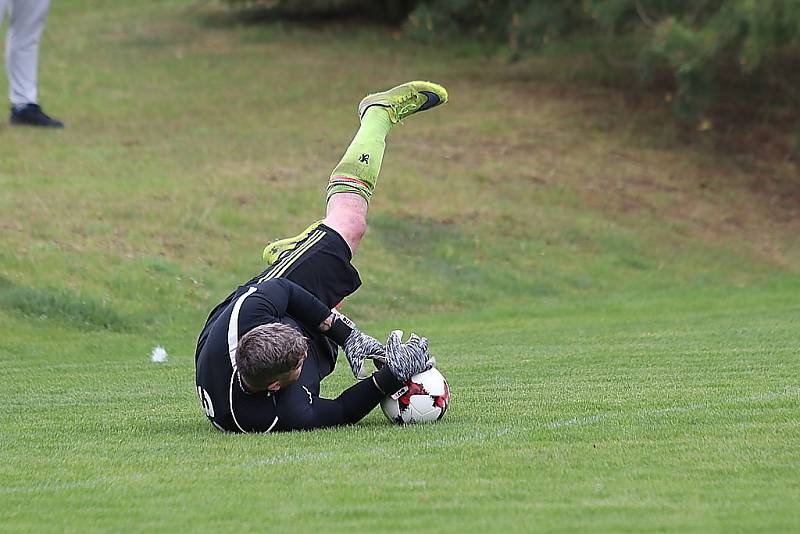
381,367,450,424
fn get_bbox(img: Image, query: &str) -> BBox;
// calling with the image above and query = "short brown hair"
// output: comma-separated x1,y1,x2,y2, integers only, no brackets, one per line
236,323,307,389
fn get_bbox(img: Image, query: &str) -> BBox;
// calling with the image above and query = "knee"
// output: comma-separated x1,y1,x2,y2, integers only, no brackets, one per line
337,212,367,244
324,193,369,252
324,211,366,253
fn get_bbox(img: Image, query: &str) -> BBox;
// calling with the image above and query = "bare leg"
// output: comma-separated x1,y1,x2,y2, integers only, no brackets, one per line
324,193,368,256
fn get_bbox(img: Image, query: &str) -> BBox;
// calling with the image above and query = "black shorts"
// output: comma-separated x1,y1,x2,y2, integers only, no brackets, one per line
197,223,361,376
244,223,362,308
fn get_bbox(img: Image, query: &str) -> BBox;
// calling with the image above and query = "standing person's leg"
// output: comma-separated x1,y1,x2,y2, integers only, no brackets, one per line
6,0,49,106
7,0,62,127
0,0,8,72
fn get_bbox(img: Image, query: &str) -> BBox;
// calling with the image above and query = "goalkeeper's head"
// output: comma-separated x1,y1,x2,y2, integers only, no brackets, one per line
236,323,308,392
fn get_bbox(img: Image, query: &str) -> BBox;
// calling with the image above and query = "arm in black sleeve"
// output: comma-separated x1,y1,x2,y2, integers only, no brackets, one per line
241,278,332,333
276,366,404,431
256,279,358,348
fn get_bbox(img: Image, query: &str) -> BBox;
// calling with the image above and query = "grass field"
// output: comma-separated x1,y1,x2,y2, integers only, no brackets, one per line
1,1,799,531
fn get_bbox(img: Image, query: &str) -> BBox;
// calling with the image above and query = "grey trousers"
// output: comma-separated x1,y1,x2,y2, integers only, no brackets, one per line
0,0,51,105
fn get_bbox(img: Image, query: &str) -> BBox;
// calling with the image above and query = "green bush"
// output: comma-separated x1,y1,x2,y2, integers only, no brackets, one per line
221,0,417,23
407,0,800,121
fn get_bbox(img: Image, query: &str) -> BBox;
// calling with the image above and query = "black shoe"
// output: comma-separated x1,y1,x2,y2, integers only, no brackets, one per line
10,104,64,128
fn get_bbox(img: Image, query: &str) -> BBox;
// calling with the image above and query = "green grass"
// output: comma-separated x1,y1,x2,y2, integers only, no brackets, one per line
1,1,799,531
2,286,798,531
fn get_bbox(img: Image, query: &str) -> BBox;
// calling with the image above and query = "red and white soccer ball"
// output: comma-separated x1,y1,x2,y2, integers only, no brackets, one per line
381,367,450,424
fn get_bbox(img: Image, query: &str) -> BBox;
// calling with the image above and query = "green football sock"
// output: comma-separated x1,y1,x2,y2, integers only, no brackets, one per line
326,107,393,203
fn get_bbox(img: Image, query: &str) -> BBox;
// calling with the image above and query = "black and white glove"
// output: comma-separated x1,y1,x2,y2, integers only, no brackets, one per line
385,330,435,383
343,328,387,380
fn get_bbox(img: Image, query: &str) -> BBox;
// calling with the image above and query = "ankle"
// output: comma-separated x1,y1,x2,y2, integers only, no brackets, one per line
362,106,393,134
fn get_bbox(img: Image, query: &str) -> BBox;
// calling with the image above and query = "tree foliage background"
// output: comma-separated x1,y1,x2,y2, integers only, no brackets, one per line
223,0,800,132
408,0,800,121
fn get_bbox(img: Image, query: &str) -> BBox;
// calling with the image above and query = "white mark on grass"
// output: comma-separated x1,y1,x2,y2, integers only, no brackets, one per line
253,451,334,465
426,431,492,448
360,428,518,457
543,387,800,430
150,345,168,363
545,414,605,429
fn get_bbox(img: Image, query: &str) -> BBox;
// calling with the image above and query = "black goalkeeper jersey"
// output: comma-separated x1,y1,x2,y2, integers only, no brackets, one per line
194,225,402,433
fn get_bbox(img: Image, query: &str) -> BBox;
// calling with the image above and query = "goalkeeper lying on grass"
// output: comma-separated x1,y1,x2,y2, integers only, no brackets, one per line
194,81,448,432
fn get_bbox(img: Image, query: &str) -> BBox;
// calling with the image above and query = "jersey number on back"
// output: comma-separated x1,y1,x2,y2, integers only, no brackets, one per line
197,386,215,418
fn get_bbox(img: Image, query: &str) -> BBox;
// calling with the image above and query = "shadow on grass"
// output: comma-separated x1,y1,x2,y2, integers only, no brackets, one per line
0,275,130,332
370,213,562,302
195,4,385,30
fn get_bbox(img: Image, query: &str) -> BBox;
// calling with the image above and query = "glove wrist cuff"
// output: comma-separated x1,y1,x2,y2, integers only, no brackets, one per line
326,310,355,346
374,366,404,395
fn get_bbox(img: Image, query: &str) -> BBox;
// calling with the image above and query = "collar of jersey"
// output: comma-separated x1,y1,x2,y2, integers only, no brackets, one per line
236,370,272,397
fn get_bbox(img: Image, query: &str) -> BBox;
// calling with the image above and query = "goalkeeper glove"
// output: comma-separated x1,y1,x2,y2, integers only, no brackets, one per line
385,330,435,382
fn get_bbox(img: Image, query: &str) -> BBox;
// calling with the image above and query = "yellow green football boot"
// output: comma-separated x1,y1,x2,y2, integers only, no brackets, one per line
262,220,323,265
357,81,448,124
